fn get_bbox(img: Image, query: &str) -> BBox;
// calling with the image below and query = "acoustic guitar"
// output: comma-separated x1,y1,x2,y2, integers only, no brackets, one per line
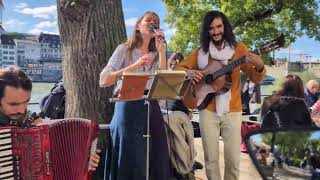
182,35,285,110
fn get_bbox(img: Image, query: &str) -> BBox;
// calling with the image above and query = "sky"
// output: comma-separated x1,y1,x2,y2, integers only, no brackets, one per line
2,0,320,61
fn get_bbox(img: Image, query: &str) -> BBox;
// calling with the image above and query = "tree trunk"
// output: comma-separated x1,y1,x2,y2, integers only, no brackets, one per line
57,2,126,178
57,0,126,122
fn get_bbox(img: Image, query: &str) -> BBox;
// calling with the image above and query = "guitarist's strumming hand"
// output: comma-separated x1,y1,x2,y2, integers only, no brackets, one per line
186,70,204,84
245,52,265,72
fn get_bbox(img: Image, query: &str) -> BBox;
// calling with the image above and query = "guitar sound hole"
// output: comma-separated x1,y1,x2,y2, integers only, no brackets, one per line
205,74,214,84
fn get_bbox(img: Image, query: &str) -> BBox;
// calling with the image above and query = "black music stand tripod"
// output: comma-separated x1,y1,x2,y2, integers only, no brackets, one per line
144,70,186,180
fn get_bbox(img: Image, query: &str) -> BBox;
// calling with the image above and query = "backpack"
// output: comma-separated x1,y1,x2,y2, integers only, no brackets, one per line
39,80,65,119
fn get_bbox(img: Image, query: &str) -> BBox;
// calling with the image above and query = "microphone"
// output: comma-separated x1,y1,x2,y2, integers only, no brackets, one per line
149,23,166,44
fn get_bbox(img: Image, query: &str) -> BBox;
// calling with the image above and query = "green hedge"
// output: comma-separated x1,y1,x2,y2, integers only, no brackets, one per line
290,158,302,167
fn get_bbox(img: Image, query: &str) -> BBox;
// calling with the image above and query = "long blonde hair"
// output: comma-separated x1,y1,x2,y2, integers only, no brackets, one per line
125,11,159,61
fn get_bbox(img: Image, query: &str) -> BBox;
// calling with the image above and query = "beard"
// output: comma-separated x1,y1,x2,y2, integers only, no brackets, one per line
8,111,28,126
212,39,223,46
8,113,24,120
211,33,224,46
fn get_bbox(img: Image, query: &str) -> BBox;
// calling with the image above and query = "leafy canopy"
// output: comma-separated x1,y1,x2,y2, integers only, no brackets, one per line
261,131,313,159
162,0,320,55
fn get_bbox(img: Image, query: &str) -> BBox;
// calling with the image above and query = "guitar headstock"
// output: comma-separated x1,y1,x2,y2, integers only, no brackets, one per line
254,34,285,55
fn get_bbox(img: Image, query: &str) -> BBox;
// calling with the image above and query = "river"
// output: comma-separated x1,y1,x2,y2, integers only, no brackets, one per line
29,82,55,113
28,82,272,115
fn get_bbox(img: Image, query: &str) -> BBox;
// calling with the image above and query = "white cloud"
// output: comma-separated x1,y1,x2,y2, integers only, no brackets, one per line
15,5,57,19
164,28,176,37
275,47,320,62
3,19,27,27
123,8,139,13
125,17,138,28
28,28,59,35
35,21,57,28
276,47,302,55
16,3,28,9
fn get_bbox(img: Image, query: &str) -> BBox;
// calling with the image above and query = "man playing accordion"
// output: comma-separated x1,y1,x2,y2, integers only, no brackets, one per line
0,66,99,179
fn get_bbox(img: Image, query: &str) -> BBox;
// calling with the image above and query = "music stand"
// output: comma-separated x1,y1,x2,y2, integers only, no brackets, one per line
109,70,187,180
147,70,187,100
144,70,186,180
109,72,152,102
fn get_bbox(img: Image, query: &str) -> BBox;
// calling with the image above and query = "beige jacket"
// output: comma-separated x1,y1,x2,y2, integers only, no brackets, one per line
163,111,196,175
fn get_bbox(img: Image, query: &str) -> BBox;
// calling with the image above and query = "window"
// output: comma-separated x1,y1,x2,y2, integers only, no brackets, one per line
3,61,14,65
3,51,8,54
9,51,14,55
9,57,14,60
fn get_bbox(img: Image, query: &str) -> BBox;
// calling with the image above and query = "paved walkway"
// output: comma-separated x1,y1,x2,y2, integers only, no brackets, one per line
193,138,262,180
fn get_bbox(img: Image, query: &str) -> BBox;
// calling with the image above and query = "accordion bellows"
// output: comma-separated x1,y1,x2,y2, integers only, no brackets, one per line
0,118,99,180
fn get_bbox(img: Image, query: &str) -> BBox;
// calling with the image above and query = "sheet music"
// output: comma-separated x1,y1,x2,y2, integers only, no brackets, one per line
117,72,152,101
148,70,187,100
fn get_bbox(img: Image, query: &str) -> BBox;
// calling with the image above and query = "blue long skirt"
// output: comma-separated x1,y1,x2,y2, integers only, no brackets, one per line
105,100,170,180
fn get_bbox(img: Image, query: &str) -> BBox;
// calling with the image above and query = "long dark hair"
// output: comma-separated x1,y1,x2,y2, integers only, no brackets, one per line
200,10,236,53
277,74,304,98
126,11,159,60
261,74,304,116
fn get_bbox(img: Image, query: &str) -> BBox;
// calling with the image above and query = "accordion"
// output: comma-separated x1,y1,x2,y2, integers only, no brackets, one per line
0,118,99,180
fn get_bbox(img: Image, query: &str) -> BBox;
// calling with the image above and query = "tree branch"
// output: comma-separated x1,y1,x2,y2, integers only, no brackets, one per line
233,0,284,28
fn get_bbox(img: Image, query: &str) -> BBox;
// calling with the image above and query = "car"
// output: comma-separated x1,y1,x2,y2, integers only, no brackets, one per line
261,75,275,85
263,75,275,82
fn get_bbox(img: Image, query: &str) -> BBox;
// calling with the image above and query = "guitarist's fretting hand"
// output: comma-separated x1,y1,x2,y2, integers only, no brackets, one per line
186,70,204,83
245,52,265,71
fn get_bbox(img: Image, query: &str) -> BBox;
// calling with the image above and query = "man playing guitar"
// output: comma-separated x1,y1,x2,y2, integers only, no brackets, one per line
174,10,266,180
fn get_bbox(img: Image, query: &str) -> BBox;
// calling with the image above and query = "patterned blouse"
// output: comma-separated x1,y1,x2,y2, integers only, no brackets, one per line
99,43,159,92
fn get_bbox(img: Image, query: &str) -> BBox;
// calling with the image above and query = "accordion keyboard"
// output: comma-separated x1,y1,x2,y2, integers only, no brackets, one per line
0,128,14,180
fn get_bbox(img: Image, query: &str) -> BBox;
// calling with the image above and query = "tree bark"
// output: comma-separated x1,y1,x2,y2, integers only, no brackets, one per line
57,0,126,123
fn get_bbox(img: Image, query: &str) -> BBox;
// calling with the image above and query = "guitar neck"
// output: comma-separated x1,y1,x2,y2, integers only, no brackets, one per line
207,34,285,83
211,47,263,80
211,56,246,80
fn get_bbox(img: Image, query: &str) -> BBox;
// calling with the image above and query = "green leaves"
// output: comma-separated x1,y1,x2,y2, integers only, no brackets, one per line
162,0,320,56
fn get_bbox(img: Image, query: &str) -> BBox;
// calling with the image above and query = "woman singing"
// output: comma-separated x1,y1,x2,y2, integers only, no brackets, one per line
99,11,169,180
